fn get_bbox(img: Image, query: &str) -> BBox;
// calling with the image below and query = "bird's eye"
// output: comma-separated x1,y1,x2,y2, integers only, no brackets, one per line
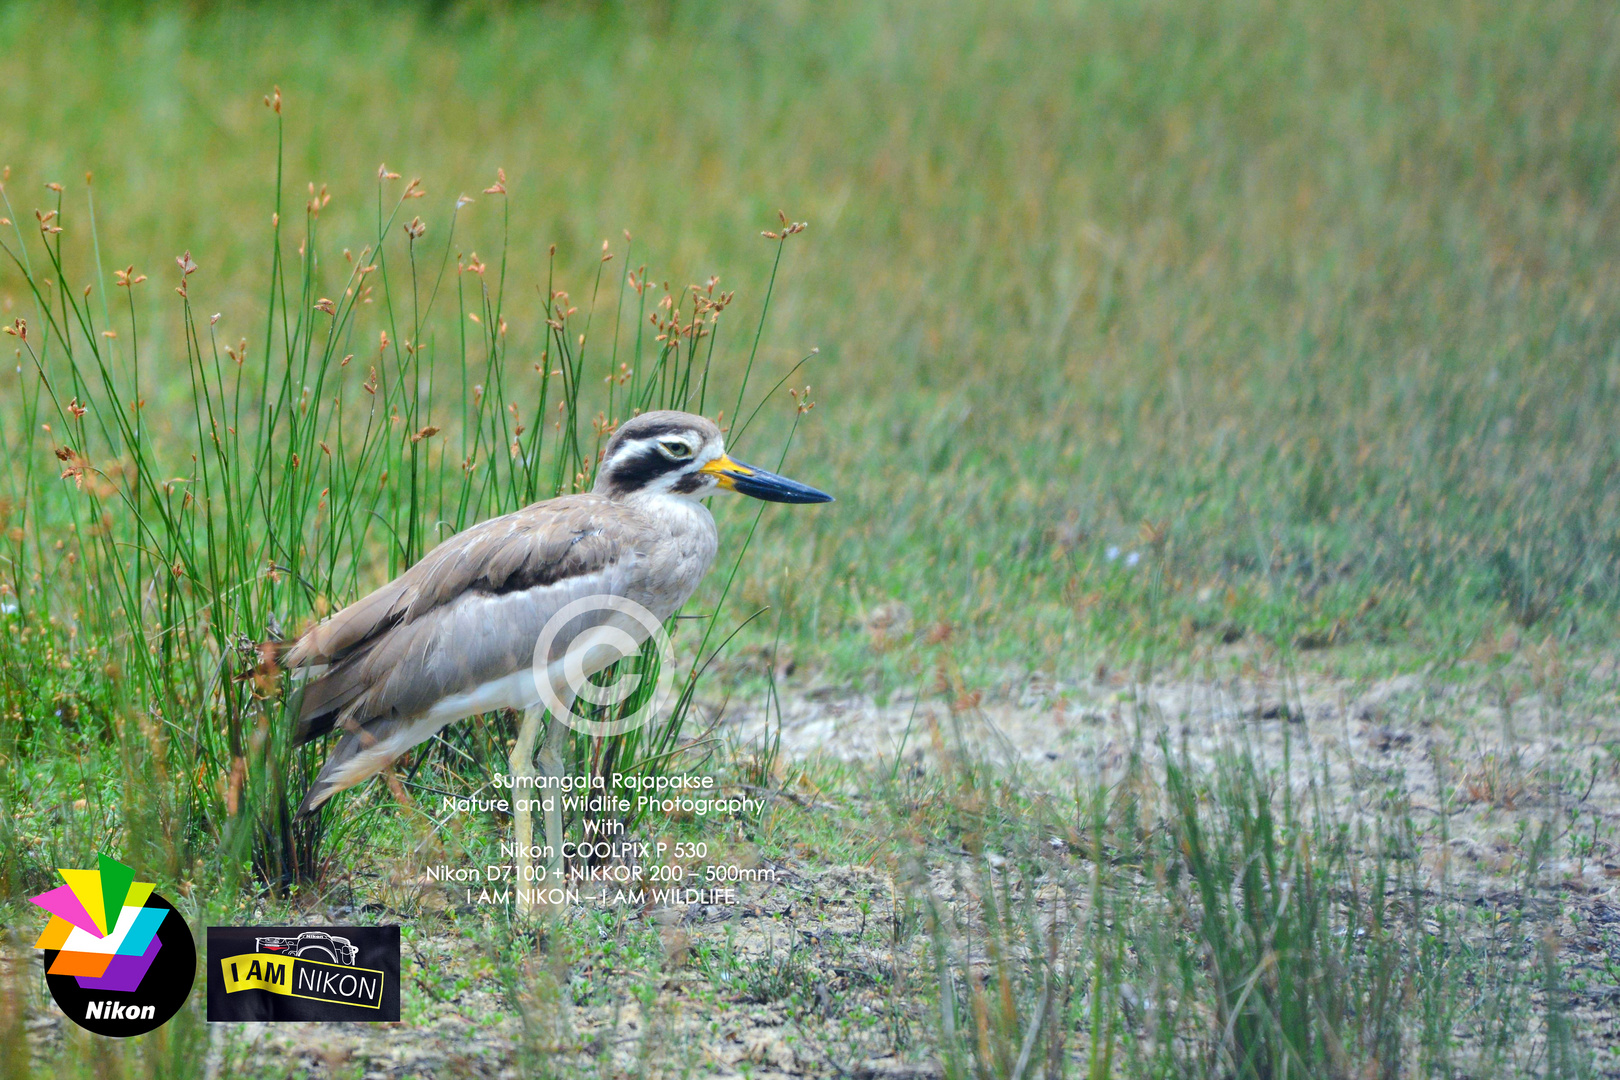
659,440,694,460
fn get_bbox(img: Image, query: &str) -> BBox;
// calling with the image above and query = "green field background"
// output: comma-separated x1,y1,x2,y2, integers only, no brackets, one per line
2,0,1618,674
3,3,1619,1074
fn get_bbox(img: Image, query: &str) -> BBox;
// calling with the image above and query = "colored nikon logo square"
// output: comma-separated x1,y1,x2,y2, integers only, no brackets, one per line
28,854,197,1038
206,926,399,1022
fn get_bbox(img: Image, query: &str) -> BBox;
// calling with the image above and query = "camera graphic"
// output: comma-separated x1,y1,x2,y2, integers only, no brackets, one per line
254,932,358,967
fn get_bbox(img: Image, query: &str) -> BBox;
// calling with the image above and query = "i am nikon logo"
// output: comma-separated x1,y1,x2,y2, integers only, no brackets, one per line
207,925,399,1022
221,950,385,1007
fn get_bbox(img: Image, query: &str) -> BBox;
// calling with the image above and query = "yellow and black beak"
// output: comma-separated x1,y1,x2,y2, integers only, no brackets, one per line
700,454,833,504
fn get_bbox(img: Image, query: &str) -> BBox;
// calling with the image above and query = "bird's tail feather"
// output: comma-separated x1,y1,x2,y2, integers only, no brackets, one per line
292,660,373,746
296,715,439,816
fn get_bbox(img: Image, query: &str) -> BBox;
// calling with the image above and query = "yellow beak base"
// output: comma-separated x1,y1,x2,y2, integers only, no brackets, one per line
699,454,832,504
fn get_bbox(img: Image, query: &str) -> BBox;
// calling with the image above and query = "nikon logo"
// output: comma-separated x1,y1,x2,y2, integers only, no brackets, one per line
219,953,385,1010
294,965,381,1005
84,1001,156,1021
207,925,399,1022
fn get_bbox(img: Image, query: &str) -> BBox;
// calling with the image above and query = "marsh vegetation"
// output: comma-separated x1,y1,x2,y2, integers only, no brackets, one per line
3,0,1620,1075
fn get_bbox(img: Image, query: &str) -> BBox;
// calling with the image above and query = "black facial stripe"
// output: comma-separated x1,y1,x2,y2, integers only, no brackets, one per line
603,421,691,458
624,420,690,441
604,447,685,494
671,471,707,494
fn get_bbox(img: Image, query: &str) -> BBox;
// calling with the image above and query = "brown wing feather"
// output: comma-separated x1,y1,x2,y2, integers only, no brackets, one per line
284,494,651,742
286,494,629,668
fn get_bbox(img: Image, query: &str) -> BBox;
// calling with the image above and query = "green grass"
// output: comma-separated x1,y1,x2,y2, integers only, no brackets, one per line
873,727,1586,1080
3,0,1620,1075
0,78,811,891
1,0,1617,683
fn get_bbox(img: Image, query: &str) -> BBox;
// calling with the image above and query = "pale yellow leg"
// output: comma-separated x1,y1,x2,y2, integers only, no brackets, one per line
509,704,544,915
537,711,569,898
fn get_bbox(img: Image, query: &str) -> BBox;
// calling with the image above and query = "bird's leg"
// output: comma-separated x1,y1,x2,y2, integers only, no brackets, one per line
536,707,570,895
509,704,544,915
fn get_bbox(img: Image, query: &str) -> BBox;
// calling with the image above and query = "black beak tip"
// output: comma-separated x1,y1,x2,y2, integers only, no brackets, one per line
756,485,836,505
784,485,834,505
727,466,835,505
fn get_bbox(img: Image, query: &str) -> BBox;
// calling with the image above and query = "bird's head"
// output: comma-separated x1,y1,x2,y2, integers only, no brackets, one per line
593,410,833,505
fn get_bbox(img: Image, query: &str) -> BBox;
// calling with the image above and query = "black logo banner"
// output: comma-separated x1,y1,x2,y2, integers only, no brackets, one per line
206,925,400,1022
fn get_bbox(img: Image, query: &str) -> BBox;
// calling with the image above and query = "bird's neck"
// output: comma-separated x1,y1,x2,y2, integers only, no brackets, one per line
618,488,717,527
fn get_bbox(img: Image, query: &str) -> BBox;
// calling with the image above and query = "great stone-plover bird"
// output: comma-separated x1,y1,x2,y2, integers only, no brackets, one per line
282,410,831,902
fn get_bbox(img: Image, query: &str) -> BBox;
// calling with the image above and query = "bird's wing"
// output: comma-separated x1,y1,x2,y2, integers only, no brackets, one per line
286,494,655,744
285,493,631,670
293,568,653,815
